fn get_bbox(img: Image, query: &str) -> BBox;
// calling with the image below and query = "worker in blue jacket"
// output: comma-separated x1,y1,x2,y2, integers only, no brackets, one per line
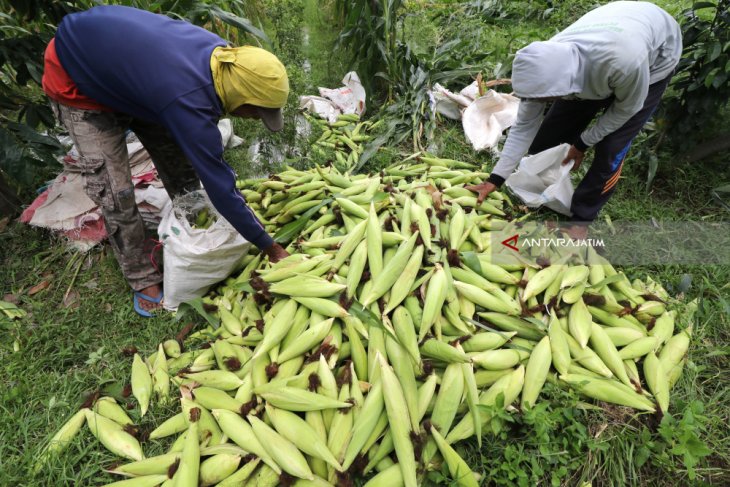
42,5,290,316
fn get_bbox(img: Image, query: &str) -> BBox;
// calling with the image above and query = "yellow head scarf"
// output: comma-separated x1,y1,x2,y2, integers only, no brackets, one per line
210,46,289,114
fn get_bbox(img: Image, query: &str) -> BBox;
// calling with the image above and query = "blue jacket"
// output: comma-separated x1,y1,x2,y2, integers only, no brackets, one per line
55,5,273,249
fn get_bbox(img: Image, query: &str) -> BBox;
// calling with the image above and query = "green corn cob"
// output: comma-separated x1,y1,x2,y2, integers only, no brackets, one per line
643,352,670,413
200,454,242,486
265,405,342,471
110,453,181,477
658,327,692,370
568,298,592,349
566,334,613,378
212,409,281,474
589,323,631,386
362,233,419,306
445,366,524,443
559,374,655,411
94,397,133,426
460,348,482,446
259,387,352,411
216,458,261,487
280,318,335,364
385,336,420,431
362,463,403,487
477,312,544,341
85,410,144,461
618,336,660,360
269,276,346,298
131,354,152,417
149,413,187,440
346,241,368,298
603,327,647,347
383,245,424,314
342,380,384,470
253,299,299,359
293,297,350,318
428,425,479,487
182,370,244,391
377,353,417,487
424,362,465,463
454,281,521,315
420,338,470,363
35,408,88,470
181,398,223,446
192,387,244,413
461,331,516,353
521,336,552,410
249,414,314,480
420,264,449,340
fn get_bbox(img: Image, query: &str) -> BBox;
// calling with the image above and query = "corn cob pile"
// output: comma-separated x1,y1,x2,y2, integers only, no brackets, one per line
39,161,696,486
304,113,381,173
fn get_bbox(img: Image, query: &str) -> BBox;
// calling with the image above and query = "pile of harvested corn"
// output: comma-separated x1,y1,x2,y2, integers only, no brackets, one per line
38,161,695,486
304,113,380,173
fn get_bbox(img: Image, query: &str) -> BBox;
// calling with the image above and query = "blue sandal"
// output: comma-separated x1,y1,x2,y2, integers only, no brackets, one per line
133,291,164,318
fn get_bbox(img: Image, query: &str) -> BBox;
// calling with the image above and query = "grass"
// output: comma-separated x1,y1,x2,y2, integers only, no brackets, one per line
0,228,183,484
1,0,729,485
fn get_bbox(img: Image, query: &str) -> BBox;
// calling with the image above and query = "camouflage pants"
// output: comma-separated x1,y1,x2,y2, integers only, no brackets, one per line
50,101,200,291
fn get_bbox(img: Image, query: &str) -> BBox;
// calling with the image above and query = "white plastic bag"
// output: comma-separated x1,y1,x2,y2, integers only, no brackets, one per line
217,119,244,149
462,91,520,152
158,191,250,310
298,96,341,123
299,72,366,123
318,72,366,115
428,83,472,120
505,144,575,215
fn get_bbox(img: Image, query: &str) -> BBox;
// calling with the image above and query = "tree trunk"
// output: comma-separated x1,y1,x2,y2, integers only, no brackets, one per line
683,132,730,163
0,171,21,218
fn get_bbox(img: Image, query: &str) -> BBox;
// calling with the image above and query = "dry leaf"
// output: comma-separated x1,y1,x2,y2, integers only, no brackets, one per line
28,281,50,295
63,290,80,309
3,293,18,304
0,217,9,233
83,279,98,289
423,184,444,210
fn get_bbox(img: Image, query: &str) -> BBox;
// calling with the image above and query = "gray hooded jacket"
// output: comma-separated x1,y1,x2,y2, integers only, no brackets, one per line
491,1,682,182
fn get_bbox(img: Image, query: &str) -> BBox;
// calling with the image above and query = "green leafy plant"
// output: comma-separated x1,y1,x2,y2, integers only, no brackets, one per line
666,1,730,140
85,346,109,366
352,38,477,171
334,2,482,168
0,2,77,196
262,0,304,62
334,0,404,97
454,384,600,487
635,400,711,481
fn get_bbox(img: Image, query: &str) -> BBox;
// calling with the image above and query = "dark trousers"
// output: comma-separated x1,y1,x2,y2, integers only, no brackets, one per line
50,101,200,290
528,74,673,222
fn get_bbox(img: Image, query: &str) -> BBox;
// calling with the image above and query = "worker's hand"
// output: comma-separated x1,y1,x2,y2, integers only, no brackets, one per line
562,145,585,172
263,242,289,263
465,182,498,204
